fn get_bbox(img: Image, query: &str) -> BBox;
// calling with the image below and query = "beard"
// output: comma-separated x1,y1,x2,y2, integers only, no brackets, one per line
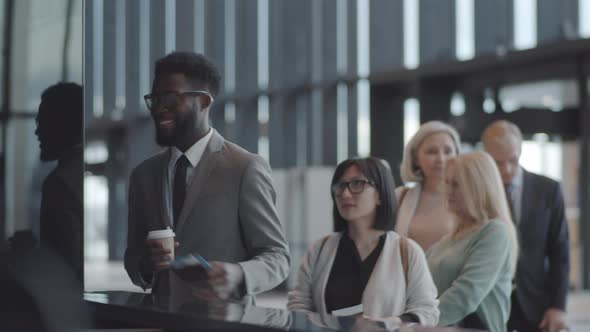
154,126,175,146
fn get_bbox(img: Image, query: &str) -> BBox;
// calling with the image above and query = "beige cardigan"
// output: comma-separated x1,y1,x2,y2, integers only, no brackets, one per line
287,231,439,326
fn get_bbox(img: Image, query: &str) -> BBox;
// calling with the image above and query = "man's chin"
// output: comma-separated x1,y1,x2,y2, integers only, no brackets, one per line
155,133,175,147
40,151,59,162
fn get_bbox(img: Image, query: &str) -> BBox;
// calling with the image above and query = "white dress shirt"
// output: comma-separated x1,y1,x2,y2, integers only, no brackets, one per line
164,128,214,227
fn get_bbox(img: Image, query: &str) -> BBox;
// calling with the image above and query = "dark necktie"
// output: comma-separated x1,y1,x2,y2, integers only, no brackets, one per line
173,155,190,225
505,184,516,224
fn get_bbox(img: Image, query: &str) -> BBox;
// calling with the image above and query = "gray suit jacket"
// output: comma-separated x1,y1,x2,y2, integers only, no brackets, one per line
124,130,290,299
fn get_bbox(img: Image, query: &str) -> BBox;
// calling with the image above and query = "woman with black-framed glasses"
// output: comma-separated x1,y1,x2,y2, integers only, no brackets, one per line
288,157,439,326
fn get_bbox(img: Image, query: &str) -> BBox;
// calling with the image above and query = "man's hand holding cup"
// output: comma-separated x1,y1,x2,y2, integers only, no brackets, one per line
143,227,177,273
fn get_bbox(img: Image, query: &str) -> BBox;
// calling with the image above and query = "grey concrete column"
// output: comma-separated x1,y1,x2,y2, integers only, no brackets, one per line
322,87,337,165
370,85,404,185
474,0,513,56
347,83,358,158
370,0,403,71
235,99,258,154
537,0,578,43
419,0,455,63
102,0,116,118
107,130,127,260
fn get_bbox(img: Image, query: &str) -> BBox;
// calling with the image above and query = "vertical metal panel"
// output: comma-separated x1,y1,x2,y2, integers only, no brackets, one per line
347,83,358,158
204,0,225,80
282,0,311,88
322,0,338,81
235,99,259,153
370,86,404,184
103,0,116,118
474,0,513,56
150,0,167,68
125,0,141,118
269,95,298,168
347,0,358,76
85,0,94,121
322,87,338,165
537,0,578,43
419,0,455,63
175,0,197,52
268,0,283,91
370,0,404,72
235,0,257,98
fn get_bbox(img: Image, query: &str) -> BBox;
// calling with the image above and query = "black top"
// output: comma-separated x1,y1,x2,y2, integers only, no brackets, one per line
324,232,419,323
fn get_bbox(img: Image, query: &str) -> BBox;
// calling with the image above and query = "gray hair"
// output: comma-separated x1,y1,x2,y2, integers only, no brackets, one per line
481,120,523,149
400,121,462,183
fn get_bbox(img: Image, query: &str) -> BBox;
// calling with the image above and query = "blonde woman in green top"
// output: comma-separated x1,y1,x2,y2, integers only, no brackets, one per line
426,151,518,332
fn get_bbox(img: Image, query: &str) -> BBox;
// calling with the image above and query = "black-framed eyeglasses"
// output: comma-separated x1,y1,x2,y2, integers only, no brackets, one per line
143,90,214,110
332,179,375,196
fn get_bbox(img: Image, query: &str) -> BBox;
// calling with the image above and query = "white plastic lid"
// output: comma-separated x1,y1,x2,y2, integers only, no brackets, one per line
147,227,175,239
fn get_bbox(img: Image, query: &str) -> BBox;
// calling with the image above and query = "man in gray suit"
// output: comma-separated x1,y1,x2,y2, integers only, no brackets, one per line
124,52,290,302
482,120,569,332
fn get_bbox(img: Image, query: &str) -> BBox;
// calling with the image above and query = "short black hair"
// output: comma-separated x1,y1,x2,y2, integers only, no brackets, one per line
39,82,83,144
331,157,398,232
154,52,222,97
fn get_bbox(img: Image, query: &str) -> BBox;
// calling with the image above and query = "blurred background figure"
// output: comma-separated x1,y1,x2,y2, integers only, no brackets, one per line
427,151,518,332
35,82,84,282
482,120,570,332
396,121,461,251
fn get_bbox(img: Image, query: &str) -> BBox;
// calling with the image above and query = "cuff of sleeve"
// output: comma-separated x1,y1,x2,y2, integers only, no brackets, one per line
550,296,567,311
399,313,420,323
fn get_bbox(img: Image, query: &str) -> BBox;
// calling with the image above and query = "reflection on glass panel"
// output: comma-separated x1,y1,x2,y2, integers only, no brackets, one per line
84,175,108,262
499,80,578,112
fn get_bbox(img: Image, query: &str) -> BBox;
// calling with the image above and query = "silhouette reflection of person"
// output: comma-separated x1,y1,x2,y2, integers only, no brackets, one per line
35,82,83,282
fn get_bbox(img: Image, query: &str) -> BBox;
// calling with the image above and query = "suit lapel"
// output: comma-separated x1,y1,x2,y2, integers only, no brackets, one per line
175,131,225,232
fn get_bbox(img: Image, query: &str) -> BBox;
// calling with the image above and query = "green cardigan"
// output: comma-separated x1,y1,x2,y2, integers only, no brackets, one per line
426,219,515,332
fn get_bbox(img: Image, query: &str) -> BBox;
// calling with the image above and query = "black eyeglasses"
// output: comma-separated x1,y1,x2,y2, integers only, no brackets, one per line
332,179,375,196
143,90,214,110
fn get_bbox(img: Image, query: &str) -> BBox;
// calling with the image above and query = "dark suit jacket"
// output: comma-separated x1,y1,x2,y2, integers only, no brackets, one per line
124,130,290,299
514,169,569,325
39,145,84,282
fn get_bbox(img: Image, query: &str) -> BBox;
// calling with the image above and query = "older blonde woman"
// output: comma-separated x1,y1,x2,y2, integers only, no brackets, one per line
396,121,461,250
426,151,518,332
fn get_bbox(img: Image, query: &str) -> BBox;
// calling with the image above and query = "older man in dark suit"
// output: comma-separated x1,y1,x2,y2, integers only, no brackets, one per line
124,52,289,302
482,120,569,332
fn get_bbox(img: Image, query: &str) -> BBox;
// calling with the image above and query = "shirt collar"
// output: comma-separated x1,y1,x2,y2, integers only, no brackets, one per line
169,128,214,168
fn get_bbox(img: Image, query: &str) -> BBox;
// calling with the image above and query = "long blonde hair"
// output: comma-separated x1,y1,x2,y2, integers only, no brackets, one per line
447,151,519,272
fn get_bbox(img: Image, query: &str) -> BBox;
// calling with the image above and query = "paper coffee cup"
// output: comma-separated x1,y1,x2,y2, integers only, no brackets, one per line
147,227,175,260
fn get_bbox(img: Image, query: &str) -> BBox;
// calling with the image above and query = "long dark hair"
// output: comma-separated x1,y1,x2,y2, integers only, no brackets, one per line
331,157,398,232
